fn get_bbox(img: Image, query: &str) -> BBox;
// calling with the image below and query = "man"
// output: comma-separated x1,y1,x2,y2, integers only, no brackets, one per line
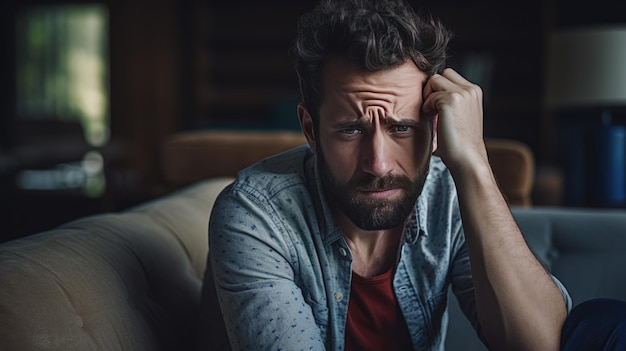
205,0,571,350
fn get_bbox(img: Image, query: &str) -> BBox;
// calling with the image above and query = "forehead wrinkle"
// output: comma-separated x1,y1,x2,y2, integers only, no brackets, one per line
334,89,421,126
324,58,427,124
342,89,399,120
358,93,420,123
356,106,406,126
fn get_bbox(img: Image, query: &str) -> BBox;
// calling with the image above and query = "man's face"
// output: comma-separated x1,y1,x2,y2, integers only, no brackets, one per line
299,58,437,231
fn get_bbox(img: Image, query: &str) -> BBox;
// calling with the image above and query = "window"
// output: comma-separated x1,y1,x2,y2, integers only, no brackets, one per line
15,4,109,147
12,5,109,196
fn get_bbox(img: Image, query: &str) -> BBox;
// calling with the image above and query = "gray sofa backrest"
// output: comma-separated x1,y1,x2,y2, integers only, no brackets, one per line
445,206,626,351
515,207,626,303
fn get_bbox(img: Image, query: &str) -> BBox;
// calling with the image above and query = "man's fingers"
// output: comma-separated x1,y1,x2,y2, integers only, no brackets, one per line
425,68,473,96
421,90,442,115
422,73,454,114
423,73,455,95
440,68,472,86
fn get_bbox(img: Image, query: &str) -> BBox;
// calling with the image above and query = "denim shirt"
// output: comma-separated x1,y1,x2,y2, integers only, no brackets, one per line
209,145,571,351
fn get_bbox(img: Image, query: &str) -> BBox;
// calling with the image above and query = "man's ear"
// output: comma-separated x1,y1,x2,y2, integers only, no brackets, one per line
431,113,438,154
298,103,317,152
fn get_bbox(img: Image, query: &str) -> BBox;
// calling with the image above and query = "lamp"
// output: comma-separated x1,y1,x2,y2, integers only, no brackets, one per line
545,26,626,207
545,26,626,108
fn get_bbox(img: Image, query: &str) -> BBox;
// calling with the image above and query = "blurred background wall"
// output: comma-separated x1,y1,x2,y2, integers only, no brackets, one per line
0,0,624,241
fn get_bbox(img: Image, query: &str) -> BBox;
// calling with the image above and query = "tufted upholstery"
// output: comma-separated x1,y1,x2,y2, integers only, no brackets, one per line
0,178,233,351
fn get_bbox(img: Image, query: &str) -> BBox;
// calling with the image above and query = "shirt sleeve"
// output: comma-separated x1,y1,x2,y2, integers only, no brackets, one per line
208,185,326,351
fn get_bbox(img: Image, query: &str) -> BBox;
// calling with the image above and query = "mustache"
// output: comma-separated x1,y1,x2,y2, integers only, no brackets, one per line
353,174,414,191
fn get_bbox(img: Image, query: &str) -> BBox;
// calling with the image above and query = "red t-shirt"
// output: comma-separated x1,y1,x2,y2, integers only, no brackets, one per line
345,268,413,351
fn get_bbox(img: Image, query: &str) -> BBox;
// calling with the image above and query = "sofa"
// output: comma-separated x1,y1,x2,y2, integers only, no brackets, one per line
0,177,233,351
1,131,625,351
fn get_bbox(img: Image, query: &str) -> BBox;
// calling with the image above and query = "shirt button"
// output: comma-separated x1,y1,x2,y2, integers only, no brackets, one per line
334,292,343,302
338,247,348,257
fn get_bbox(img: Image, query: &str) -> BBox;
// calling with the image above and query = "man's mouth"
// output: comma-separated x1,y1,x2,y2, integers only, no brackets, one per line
359,187,401,199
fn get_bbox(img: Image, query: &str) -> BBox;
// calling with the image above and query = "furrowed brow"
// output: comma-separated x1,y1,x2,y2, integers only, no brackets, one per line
333,118,370,129
384,117,424,127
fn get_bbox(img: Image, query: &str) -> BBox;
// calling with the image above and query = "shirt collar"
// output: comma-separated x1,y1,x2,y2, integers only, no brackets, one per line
402,193,429,245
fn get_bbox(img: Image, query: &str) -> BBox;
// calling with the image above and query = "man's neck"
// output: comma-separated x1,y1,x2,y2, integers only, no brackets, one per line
336,215,404,278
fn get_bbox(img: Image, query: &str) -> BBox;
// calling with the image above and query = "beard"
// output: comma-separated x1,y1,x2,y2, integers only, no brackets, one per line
317,147,429,231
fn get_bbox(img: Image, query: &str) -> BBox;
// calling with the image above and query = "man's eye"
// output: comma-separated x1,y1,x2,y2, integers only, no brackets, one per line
393,125,413,133
340,128,362,135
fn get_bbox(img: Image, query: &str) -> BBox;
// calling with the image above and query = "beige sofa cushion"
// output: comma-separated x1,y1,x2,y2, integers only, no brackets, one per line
0,177,233,351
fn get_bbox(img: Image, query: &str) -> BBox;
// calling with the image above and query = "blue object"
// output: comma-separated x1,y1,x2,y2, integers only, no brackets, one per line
560,125,588,206
593,124,626,206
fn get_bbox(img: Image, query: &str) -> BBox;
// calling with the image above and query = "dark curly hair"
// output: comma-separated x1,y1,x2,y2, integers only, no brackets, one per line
291,0,451,124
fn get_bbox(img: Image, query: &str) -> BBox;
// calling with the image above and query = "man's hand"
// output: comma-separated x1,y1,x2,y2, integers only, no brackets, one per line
422,68,488,174
423,70,567,351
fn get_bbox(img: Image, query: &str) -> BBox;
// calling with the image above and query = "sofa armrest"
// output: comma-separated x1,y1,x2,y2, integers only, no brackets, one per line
0,178,233,351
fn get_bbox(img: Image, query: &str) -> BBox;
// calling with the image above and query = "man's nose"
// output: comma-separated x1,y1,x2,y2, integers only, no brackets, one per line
361,129,394,178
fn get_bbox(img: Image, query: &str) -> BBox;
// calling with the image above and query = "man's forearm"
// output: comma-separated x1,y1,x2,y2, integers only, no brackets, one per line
451,161,567,351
